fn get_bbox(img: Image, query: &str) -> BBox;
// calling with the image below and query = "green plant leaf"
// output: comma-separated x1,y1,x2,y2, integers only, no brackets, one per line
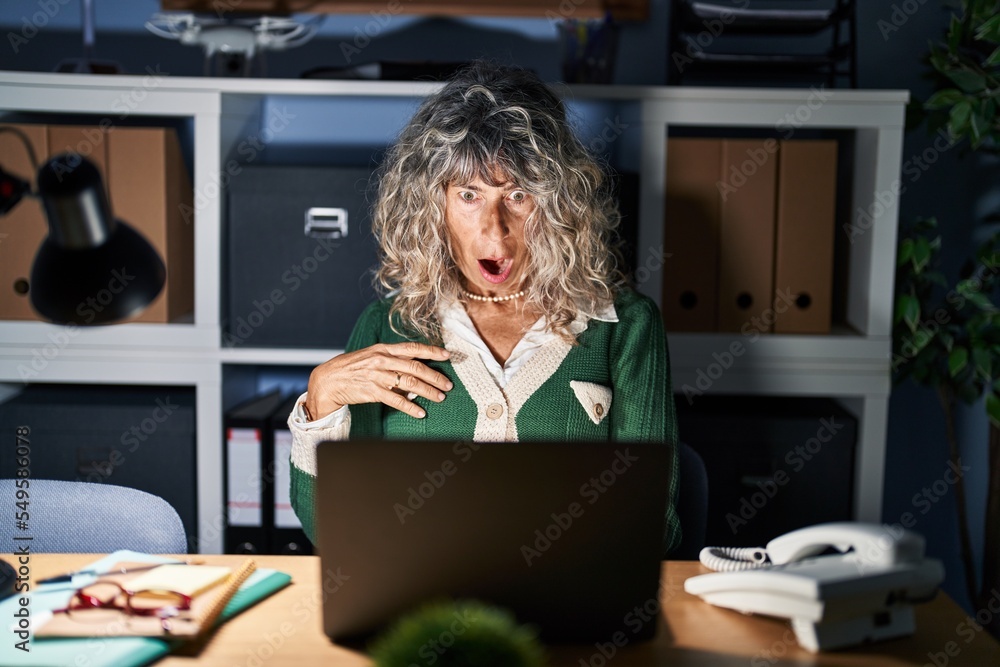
976,14,1000,43
924,88,965,110
950,346,969,377
945,69,987,94
973,345,993,380
986,45,1000,67
987,393,1000,428
896,293,921,331
898,237,915,266
926,271,950,287
913,236,933,272
967,290,996,311
949,14,964,52
939,330,955,351
970,110,988,147
949,99,974,138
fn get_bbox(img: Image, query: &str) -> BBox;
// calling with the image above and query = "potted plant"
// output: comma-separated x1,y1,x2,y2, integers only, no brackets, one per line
893,0,1000,637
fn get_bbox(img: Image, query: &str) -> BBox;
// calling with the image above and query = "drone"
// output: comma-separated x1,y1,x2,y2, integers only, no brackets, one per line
145,13,323,76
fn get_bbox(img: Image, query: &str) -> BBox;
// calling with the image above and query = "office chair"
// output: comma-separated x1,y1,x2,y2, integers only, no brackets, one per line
670,442,709,560
0,479,188,553
667,0,858,88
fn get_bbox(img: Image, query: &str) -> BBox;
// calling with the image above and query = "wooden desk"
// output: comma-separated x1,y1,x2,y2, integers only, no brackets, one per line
20,554,1000,666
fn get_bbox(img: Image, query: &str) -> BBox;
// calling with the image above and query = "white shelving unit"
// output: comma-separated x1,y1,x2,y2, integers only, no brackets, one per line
0,71,907,553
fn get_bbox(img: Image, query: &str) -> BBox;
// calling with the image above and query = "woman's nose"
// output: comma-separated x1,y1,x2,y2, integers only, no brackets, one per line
483,200,509,240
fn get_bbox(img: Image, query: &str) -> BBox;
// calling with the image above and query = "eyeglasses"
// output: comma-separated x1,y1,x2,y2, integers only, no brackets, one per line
53,580,193,633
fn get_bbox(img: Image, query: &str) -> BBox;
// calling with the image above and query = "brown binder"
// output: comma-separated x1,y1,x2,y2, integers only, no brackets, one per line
773,140,838,334
107,128,194,323
717,139,777,333
664,137,722,332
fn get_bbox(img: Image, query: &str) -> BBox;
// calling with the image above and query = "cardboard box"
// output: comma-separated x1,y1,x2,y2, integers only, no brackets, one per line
107,128,194,323
0,124,48,320
0,124,193,323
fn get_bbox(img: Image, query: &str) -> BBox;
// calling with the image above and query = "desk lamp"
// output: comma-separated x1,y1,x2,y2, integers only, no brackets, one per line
0,129,165,325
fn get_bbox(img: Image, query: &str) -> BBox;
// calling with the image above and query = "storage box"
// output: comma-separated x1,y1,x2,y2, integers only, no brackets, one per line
676,395,856,547
226,165,379,349
0,384,198,552
0,123,193,323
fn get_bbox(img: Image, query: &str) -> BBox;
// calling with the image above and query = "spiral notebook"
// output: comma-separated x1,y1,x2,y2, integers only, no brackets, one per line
36,559,256,638
1,550,292,667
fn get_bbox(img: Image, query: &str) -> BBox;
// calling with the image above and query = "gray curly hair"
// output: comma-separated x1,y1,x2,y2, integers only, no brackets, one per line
371,60,625,344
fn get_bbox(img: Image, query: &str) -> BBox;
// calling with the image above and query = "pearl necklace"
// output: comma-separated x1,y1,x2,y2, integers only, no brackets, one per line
461,289,526,303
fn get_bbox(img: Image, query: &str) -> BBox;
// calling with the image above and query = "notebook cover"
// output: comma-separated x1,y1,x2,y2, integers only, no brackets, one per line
0,551,291,667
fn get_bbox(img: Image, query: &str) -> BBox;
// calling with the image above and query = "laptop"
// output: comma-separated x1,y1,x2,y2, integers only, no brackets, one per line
315,440,673,643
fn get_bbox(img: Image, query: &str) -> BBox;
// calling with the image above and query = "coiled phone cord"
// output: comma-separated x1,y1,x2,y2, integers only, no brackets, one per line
699,546,772,571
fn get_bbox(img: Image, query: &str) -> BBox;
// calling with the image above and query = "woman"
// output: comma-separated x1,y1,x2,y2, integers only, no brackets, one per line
288,61,681,554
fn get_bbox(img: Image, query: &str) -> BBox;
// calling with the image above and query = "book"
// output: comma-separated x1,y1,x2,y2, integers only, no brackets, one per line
0,551,291,667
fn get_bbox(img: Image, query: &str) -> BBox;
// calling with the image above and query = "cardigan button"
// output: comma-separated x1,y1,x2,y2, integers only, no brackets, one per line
486,403,504,420
594,403,604,418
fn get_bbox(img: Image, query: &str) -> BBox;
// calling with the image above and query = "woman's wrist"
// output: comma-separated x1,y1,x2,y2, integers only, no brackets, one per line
304,394,344,422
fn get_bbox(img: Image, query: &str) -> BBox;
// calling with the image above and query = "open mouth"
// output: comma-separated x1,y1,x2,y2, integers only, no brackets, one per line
478,258,512,284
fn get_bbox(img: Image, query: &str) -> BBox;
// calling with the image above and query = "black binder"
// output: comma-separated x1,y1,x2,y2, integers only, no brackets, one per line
223,389,287,554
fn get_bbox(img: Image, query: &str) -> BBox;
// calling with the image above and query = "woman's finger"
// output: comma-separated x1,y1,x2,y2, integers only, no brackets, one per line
383,341,451,361
374,386,426,419
392,370,447,403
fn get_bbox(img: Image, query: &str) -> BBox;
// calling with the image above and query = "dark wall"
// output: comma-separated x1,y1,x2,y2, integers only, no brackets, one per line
1,0,995,616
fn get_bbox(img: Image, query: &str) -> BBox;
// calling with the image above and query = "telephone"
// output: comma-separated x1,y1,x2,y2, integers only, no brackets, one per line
684,522,944,652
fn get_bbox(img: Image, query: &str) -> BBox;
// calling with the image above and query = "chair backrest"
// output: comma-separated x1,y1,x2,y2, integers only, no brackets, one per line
671,442,709,560
0,479,188,554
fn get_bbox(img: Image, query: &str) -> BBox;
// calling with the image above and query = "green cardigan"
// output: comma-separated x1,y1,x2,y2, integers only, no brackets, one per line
290,287,682,554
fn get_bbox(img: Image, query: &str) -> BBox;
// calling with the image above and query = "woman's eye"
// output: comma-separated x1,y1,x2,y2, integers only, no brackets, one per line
509,191,527,203
460,191,476,202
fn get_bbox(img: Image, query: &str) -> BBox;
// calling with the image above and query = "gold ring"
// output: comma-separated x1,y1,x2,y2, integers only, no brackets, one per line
392,372,402,389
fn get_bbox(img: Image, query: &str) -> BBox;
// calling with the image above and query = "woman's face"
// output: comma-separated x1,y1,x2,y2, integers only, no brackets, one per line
444,174,534,297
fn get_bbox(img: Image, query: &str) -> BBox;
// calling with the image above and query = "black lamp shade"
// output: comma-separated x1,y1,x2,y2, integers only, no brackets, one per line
30,153,166,325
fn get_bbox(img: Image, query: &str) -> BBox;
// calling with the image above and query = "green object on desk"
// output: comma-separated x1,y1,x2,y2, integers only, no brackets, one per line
368,599,545,667
0,551,291,667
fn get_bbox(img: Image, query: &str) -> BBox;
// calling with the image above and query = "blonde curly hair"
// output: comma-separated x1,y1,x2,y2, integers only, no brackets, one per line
371,60,626,344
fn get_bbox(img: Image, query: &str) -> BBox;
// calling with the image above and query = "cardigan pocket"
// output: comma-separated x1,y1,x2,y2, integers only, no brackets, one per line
569,381,612,426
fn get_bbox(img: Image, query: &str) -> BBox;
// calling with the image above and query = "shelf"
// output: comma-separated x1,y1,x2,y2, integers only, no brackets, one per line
219,347,345,366
0,71,909,549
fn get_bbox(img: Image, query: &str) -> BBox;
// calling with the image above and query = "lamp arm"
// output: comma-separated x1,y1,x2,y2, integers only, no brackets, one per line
0,126,40,175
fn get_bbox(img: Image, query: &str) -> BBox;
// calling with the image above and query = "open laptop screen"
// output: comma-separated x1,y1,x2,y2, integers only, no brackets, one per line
315,440,673,643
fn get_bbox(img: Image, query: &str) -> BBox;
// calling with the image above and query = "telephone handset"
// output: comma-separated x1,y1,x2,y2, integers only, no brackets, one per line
684,522,944,652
